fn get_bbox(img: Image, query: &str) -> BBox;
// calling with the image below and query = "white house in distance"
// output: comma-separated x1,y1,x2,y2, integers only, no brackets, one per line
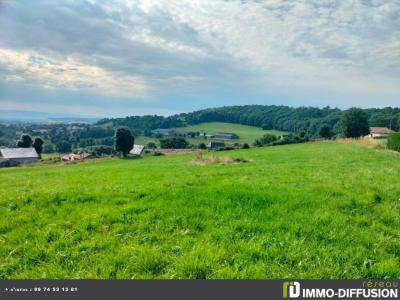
0,147,39,164
369,127,393,139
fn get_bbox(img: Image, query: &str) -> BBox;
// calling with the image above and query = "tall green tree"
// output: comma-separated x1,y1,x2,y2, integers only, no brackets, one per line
17,134,33,148
341,108,370,138
319,124,332,139
32,137,44,157
115,127,134,157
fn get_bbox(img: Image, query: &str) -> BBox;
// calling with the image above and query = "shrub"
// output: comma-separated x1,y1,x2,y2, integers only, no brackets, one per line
260,134,277,144
253,140,263,147
91,145,114,156
253,133,277,147
242,143,250,149
197,143,207,149
319,124,332,139
147,142,157,149
270,134,309,146
160,137,188,149
387,132,400,152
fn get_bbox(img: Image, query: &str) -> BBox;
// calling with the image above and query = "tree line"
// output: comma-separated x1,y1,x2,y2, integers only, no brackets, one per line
100,105,400,137
1,105,399,155
184,105,400,136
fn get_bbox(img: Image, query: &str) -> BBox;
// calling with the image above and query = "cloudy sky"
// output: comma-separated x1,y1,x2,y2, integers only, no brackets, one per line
0,0,399,117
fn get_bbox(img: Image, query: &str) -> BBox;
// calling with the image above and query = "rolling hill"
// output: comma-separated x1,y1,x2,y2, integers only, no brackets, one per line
0,141,399,279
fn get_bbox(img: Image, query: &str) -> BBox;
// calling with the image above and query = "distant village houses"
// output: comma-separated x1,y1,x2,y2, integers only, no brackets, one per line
151,129,239,140
369,127,393,139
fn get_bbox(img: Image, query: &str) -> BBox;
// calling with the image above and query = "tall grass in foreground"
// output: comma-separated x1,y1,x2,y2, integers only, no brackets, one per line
337,137,387,150
191,150,248,165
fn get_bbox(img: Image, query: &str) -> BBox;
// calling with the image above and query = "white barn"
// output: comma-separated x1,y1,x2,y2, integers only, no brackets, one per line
129,144,145,156
0,147,39,164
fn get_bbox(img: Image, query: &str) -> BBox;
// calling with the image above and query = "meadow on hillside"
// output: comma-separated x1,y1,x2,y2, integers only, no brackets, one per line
134,122,287,146
0,142,399,279
173,122,287,144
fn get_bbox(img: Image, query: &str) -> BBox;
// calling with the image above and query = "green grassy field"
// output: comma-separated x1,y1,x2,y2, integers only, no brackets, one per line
134,135,159,146
173,122,287,145
0,141,399,279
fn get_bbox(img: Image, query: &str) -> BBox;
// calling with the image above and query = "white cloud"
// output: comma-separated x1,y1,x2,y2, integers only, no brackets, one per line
0,48,148,97
128,29,207,57
0,0,399,110
116,0,400,96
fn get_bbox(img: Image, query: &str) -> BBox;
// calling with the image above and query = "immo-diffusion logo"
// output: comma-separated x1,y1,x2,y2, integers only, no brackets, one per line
282,281,398,299
283,281,301,298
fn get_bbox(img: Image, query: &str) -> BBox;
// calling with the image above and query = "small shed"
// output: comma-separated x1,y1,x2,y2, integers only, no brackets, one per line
129,144,145,156
207,141,226,149
0,147,39,164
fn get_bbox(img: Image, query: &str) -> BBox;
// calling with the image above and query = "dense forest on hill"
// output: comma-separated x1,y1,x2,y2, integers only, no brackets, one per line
184,105,342,133
99,105,400,136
